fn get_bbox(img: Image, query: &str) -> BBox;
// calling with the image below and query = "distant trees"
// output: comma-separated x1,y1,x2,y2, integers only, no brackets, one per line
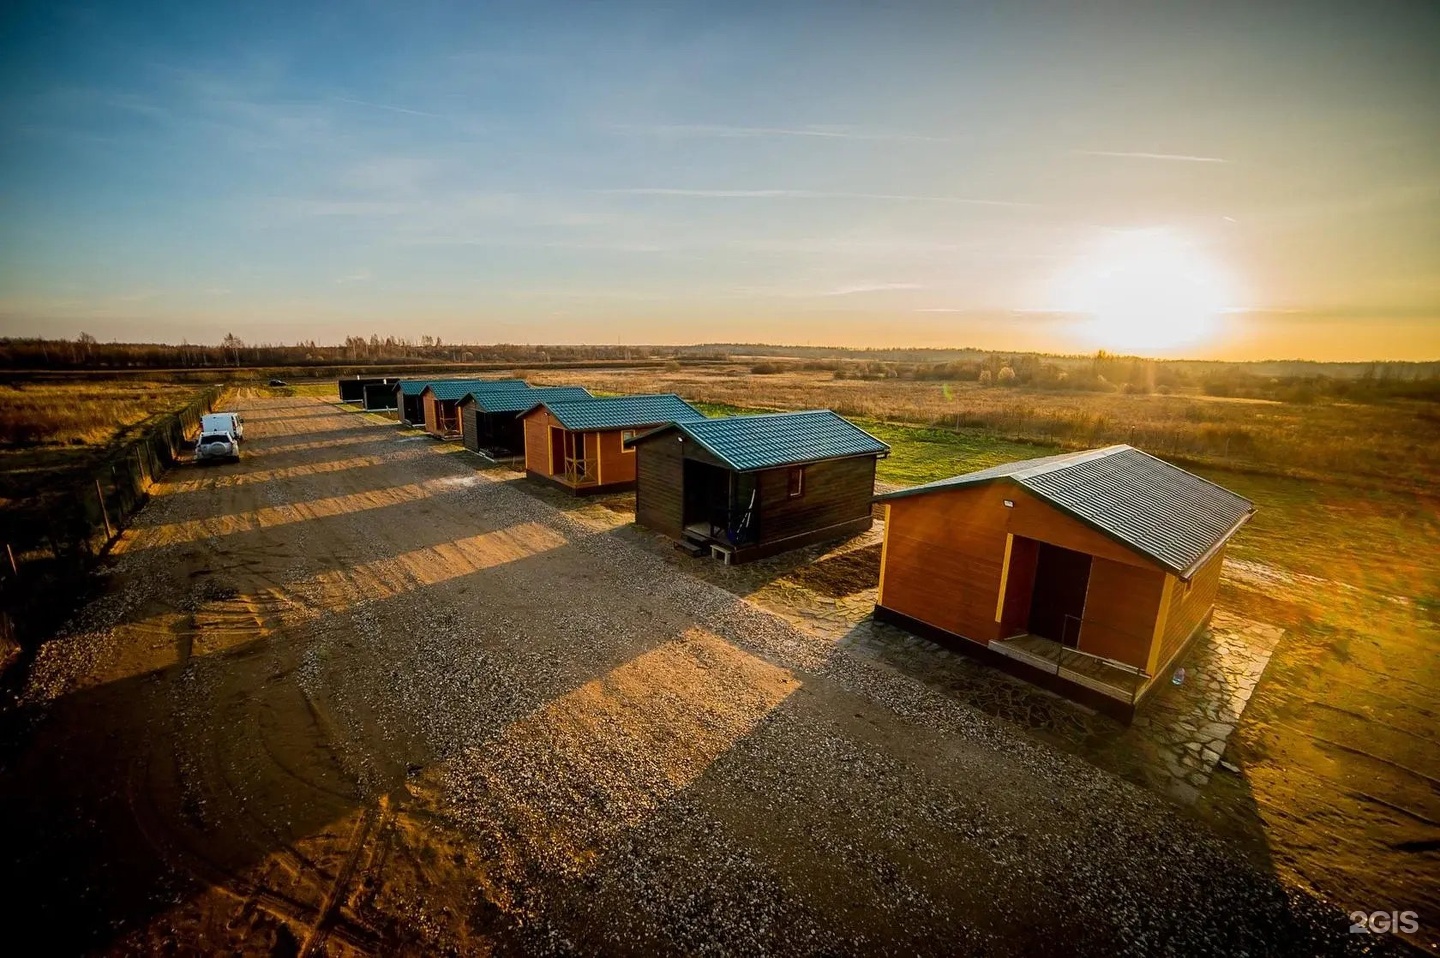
220,333,244,365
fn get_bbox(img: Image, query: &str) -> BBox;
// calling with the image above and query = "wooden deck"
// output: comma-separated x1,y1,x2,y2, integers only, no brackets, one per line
990,633,1151,702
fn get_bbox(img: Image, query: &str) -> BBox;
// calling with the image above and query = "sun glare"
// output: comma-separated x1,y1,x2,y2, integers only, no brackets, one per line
1053,229,1237,354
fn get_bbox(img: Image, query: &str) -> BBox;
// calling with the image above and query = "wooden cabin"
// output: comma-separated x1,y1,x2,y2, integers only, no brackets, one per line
420,379,528,438
395,380,441,426
520,394,704,494
873,446,1254,720
459,385,592,457
629,411,889,563
361,381,398,411
394,378,522,428
337,377,393,404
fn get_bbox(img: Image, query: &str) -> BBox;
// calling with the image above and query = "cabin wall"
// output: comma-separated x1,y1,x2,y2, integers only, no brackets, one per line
522,410,554,475
1076,558,1166,669
754,456,875,545
880,484,1012,643
460,404,480,452
595,429,638,485
362,385,397,410
635,434,685,537
880,483,1169,647
422,395,439,435
401,395,424,425
1155,547,1226,671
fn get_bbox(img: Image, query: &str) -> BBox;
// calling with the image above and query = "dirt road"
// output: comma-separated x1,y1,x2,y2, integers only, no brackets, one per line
0,396,1402,956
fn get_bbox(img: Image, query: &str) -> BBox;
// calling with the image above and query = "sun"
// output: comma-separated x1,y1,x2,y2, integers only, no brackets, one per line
1052,229,1237,354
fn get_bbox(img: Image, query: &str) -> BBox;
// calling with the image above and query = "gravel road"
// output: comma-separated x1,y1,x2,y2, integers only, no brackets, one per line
0,395,1405,956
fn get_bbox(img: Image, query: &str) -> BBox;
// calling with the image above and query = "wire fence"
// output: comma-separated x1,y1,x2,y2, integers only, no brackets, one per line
0,385,227,657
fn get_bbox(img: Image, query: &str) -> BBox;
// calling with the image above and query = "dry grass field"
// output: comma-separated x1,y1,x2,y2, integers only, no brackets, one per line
532,367,1440,490
0,380,203,488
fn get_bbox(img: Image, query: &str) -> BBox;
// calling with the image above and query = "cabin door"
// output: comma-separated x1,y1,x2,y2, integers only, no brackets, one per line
1027,543,1092,646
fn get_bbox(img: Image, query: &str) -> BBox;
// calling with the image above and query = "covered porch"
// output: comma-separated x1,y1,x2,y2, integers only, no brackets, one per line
990,633,1152,704
678,459,759,559
548,428,599,489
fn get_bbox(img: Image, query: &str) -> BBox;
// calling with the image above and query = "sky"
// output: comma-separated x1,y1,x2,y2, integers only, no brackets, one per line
0,0,1437,360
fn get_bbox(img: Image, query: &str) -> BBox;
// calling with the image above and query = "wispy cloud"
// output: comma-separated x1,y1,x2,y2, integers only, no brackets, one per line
825,282,924,296
615,123,957,143
1072,149,1228,164
595,188,1035,207
331,95,445,119
335,269,371,284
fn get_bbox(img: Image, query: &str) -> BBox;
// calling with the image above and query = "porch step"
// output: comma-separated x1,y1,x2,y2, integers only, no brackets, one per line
677,540,707,558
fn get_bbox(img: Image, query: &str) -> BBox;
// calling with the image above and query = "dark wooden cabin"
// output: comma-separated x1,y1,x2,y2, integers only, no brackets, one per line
459,385,592,457
629,411,889,563
421,379,528,439
520,394,704,494
361,382,398,411
338,377,393,404
873,446,1254,720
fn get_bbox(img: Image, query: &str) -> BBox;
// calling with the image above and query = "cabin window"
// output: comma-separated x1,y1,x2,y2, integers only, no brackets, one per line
787,466,805,498
621,429,636,451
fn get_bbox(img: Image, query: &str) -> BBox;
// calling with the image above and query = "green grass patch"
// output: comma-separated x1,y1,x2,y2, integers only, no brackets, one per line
693,400,1056,487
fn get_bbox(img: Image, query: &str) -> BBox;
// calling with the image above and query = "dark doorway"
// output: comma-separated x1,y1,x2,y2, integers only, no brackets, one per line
683,460,731,529
1028,543,1092,646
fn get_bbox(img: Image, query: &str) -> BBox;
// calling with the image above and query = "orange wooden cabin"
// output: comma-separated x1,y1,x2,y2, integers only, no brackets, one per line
874,446,1253,720
519,394,705,494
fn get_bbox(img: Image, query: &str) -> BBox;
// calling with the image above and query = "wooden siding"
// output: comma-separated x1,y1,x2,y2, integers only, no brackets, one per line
1006,492,1161,571
460,403,480,452
1155,547,1226,671
998,535,1039,637
596,429,637,485
635,433,685,537
1075,558,1166,669
752,455,875,546
522,408,553,474
423,394,440,435
882,484,1013,642
881,482,1170,650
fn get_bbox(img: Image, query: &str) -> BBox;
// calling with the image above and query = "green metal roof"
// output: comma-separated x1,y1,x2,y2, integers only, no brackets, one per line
632,410,889,472
876,445,1254,578
529,394,705,431
463,384,592,413
411,378,528,400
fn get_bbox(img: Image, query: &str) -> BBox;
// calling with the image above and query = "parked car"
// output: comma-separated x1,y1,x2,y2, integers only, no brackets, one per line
194,432,240,464
201,411,244,441
269,379,288,387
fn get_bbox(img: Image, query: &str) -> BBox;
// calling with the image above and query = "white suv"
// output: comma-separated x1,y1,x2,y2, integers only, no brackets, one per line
195,431,240,464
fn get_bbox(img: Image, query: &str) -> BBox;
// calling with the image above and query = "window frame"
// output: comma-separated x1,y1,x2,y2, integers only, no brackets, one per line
787,465,805,498
621,428,637,452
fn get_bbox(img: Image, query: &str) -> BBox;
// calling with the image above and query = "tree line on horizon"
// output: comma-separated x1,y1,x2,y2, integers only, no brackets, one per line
2,335,1437,404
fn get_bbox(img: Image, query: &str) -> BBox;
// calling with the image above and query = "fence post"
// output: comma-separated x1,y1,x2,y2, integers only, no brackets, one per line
95,479,113,541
